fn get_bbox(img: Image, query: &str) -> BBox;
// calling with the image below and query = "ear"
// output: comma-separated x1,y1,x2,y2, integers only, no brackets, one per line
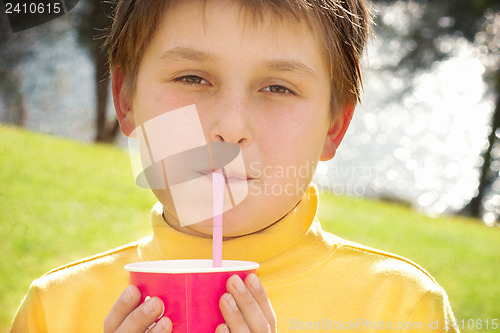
320,104,354,161
112,67,135,137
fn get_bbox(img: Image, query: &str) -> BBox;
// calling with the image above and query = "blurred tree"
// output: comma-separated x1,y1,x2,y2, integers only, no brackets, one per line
0,1,73,126
76,0,117,143
0,0,39,126
0,10,26,126
372,0,500,220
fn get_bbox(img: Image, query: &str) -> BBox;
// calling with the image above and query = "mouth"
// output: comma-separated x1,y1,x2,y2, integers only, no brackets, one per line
197,169,253,182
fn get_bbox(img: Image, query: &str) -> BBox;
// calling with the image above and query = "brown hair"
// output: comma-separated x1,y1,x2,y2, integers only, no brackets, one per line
105,0,372,116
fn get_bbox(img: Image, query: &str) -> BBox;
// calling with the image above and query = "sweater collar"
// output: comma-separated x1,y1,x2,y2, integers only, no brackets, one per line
141,185,319,263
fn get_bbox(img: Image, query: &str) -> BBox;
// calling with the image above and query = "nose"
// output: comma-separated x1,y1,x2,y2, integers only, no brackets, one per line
208,91,253,146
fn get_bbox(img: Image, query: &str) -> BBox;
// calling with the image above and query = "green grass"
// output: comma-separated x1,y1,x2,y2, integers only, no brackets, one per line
1,125,499,332
318,195,500,332
0,125,156,332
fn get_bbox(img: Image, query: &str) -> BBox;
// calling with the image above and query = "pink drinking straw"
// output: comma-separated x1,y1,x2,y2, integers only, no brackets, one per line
212,172,224,267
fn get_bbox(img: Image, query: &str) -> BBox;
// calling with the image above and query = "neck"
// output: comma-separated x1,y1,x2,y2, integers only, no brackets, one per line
160,205,295,240
161,210,214,238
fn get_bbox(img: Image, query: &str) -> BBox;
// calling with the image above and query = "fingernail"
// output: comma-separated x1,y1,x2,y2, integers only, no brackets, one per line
158,299,165,319
226,293,238,310
122,286,134,303
158,318,167,331
221,323,229,333
232,275,245,293
249,273,261,290
143,297,157,313
158,317,171,330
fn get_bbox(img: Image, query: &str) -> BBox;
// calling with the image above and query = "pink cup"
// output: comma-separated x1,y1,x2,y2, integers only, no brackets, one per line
125,259,259,332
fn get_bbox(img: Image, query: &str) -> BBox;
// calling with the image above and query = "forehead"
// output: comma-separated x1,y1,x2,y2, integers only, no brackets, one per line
165,0,319,32
145,0,327,66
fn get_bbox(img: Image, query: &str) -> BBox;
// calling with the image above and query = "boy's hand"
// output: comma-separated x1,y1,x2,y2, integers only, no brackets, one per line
104,285,172,333
217,274,277,333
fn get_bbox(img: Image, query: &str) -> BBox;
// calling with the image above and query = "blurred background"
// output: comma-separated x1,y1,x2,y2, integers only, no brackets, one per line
1,0,499,226
1,1,499,332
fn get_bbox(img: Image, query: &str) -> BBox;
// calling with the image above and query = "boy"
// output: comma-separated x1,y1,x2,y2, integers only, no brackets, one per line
12,0,459,332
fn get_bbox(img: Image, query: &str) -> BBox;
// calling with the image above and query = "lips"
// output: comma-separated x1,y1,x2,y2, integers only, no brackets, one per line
223,174,249,182
198,170,251,182
225,168,253,180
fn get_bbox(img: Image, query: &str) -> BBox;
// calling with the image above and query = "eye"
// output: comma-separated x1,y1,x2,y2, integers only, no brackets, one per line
174,75,210,86
260,85,296,95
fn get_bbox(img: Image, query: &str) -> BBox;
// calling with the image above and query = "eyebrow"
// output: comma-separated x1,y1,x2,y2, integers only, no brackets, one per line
264,60,316,78
159,47,214,63
159,47,316,77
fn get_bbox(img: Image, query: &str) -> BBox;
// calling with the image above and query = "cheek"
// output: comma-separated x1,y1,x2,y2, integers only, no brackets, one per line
257,104,329,161
133,86,195,125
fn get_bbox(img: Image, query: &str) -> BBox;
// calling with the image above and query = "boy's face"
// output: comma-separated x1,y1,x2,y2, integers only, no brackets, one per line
117,0,338,237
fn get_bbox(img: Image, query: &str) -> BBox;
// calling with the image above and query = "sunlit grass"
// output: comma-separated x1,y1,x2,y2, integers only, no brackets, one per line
318,194,500,332
0,125,156,332
1,125,499,332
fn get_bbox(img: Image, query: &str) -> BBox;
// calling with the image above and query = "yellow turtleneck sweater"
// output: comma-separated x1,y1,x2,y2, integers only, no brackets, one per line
11,186,458,332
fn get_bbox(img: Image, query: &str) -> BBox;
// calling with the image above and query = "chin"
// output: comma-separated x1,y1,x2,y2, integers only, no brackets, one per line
188,213,258,238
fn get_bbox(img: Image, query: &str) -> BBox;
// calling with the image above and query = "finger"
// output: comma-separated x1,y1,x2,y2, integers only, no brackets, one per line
117,296,165,333
148,316,172,333
219,293,250,333
226,275,272,332
244,274,277,333
215,323,229,333
104,285,141,332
